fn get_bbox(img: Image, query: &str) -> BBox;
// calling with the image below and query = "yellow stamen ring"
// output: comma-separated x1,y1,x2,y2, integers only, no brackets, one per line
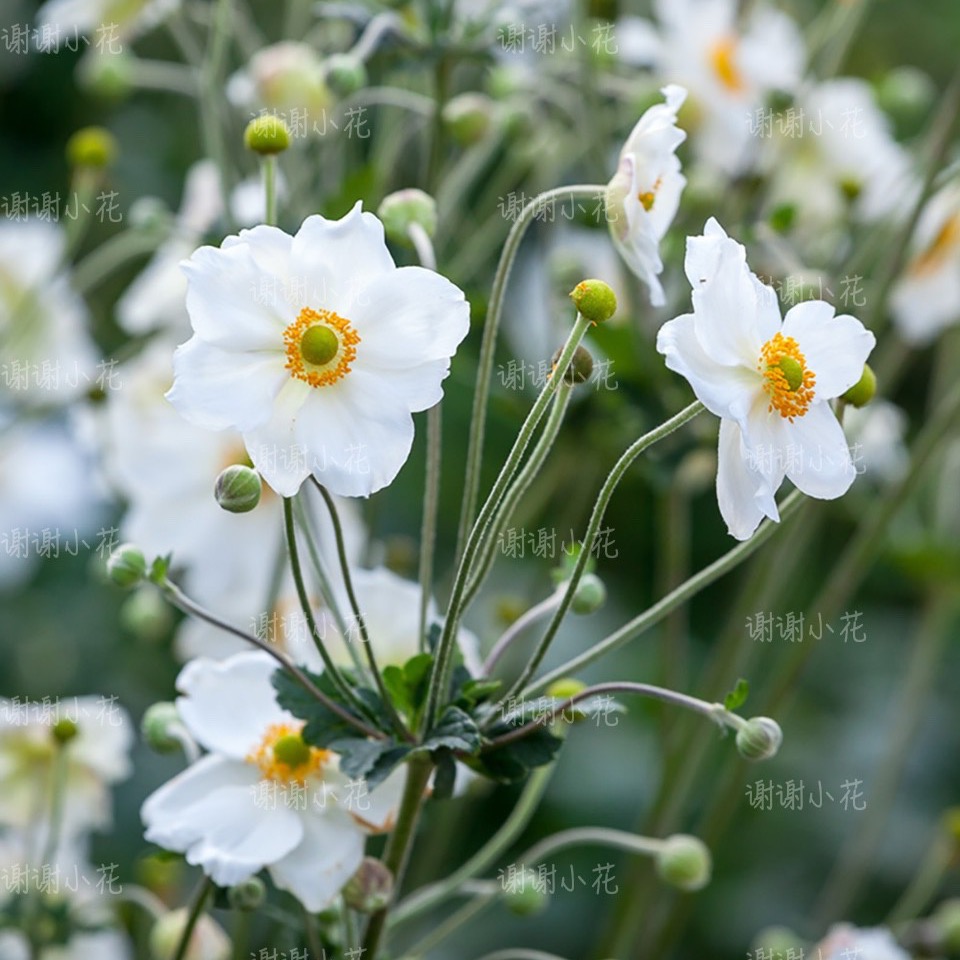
283,306,360,388
758,332,815,421
708,36,744,93
247,722,330,785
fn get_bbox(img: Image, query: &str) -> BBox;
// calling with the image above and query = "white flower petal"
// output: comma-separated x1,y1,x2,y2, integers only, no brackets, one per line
167,336,288,433
781,300,875,399
351,764,407,833
783,402,857,500
243,377,314,496
176,652,290,759
716,418,780,540
268,805,365,911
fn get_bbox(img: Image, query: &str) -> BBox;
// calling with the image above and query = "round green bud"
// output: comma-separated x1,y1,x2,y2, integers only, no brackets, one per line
378,189,438,246
272,732,311,768
551,344,595,386
107,543,147,588
546,678,587,701
215,464,262,514
571,573,606,614
244,114,292,155
66,126,118,169
841,364,876,409
655,834,712,892
877,67,936,127
228,877,267,912
502,868,549,916
736,716,783,762
120,588,174,643
839,176,862,203
569,278,617,324
52,717,79,745
141,702,183,754
932,898,960,954
343,857,394,913
77,51,134,99
443,93,494,146
325,53,367,97
300,325,338,366
751,925,805,959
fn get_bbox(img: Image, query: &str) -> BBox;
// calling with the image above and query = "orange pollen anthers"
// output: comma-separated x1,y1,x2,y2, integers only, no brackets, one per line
283,306,360,388
911,213,960,276
247,722,330,785
758,333,816,421
638,177,663,212
708,36,744,93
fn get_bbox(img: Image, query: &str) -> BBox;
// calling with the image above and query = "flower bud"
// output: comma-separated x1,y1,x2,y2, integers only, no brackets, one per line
215,464,262,513
324,53,367,97
67,126,118,169
107,543,147,588
343,857,394,913
736,716,783,762
751,925,805,959
569,279,617,324
121,588,174,643
52,717,79,745
655,834,712,892
552,344,594,386
571,573,606,614
442,93,494,145
77,51,134,99
502,868,549,916
378,189,438,246
877,67,936,128
141,702,184,754
228,877,267,912
244,114,291,155
841,364,876,409
150,909,231,960
546,678,587,701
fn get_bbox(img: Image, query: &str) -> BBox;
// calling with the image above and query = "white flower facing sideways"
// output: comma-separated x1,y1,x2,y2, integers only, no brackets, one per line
167,203,471,497
606,84,687,307
142,651,405,911
657,219,876,540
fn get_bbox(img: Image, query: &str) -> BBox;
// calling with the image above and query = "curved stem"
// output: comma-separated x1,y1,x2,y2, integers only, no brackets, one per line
499,401,704,705
172,876,214,960
455,184,606,562
71,230,162,294
483,588,564,676
159,578,383,739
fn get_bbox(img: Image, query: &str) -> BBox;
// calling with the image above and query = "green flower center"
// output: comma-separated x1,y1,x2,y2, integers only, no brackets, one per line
272,733,312,769
300,325,339,366
776,356,804,392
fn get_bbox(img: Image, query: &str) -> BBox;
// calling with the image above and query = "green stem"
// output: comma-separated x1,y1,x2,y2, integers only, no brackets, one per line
483,588,564,676
498,401,705,706
425,314,592,730
200,0,236,230
263,155,278,227
887,826,956,927
525,488,805,698
172,876,214,960
361,755,434,958
454,184,606,562
71,230,162,294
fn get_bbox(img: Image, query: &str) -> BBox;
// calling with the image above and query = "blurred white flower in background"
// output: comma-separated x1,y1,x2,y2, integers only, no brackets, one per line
816,924,911,960
35,0,179,42
844,399,909,486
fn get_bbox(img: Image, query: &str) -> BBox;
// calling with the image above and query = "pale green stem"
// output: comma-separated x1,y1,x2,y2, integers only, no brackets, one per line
527,488,806,697
71,231,162,294
342,87,435,116
128,59,199,96
263,156,278,227
403,894,497,957
348,11,405,61
499,401,705,707
454,184,605,562
172,877,213,960
200,0,235,229
390,762,556,927
425,314,592,730
887,827,956,927
462,385,573,609
483,588,565,676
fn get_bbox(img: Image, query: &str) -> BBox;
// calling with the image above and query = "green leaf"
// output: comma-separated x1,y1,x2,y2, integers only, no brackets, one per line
423,705,482,755
457,678,502,707
148,554,172,584
425,622,442,654
271,668,364,747
329,737,411,790
474,722,564,783
724,678,750,712
431,748,457,800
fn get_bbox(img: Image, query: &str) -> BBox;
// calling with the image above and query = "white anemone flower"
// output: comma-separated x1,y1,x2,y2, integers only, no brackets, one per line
889,181,960,345
167,203,471,498
633,0,804,175
141,651,405,911
844,400,909,486
0,221,98,406
605,84,687,307
0,696,133,840
35,0,179,42
816,924,910,960
656,218,875,540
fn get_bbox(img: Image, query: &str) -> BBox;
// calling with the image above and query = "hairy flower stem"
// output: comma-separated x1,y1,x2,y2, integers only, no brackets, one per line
172,876,214,960
361,755,434,958
497,400,705,709
426,315,592,731
455,184,605,562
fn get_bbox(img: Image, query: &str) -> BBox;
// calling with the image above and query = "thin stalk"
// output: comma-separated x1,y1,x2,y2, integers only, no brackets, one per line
402,893,497,957
455,184,605,562
263,155,278,227
200,0,235,229
483,588,565,676
172,876,214,960
499,401,705,707
71,230,162,294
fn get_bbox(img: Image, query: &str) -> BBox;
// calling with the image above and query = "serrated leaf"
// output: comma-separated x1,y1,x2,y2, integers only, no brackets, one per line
271,668,364,747
724,678,750,712
329,737,411,790
423,705,482,755
475,723,564,783
458,678,502,706
431,748,457,800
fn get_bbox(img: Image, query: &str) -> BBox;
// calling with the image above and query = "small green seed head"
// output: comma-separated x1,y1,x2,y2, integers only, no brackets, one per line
244,114,291,155
751,926,805,959
120,588,174,643
325,53,368,97
777,356,804,391
502,867,549,916
272,733,312,769
551,344,595,385
546,678,588,701
343,857,394,913
52,717,79,745
571,573,607,614
570,278,617,324
442,93,494,145
378,189,438,246
656,834,712,892
107,543,147,588
841,364,877,408
736,716,783,762
215,464,262,514
77,51,134,99
66,126,118,169
228,877,267,912
141,702,183,754
300,325,339,366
